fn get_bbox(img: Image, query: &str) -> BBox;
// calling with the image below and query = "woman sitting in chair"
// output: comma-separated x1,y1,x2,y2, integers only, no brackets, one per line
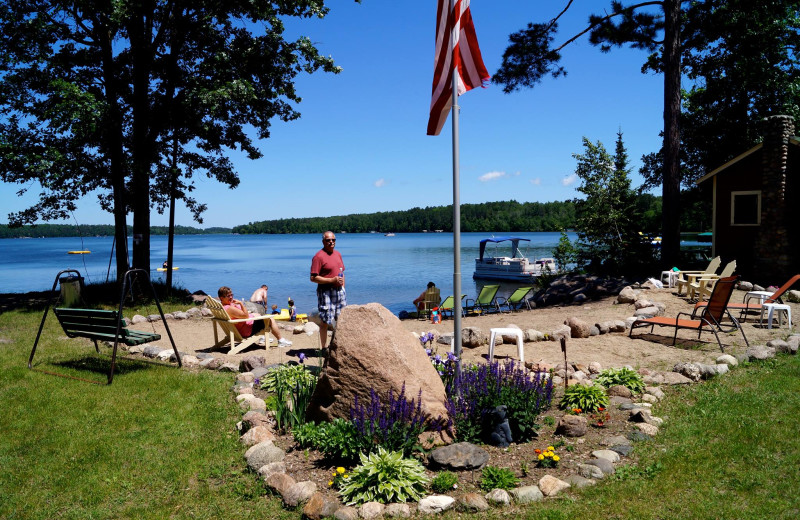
413,282,437,311
218,286,292,347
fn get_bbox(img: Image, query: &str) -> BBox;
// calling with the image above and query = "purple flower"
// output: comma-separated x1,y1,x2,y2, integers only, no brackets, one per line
298,353,306,363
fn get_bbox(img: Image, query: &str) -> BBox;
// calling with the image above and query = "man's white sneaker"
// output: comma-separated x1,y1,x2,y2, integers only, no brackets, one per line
278,338,292,348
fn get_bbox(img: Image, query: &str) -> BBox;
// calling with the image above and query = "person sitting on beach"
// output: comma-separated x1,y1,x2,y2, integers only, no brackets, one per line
218,286,292,347
249,284,268,313
413,281,437,311
271,304,279,314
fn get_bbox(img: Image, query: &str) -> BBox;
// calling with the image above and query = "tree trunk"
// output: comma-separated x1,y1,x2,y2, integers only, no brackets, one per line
661,0,682,268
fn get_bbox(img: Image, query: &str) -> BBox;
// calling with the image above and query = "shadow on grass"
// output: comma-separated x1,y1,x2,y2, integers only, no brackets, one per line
28,354,168,384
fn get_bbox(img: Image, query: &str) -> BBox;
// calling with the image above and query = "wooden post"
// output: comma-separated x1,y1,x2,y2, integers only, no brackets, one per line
560,336,568,392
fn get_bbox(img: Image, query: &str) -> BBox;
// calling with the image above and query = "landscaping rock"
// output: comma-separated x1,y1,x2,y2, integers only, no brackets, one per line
484,489,511,506
786,335,800,354
359,501,385,519
462,327,487,348
538,475,570,496
555,415,587,437
283,481,316,508
611,320,628,332
585,458,615,475
457,493,490,512
240,425,274,446
660,371,694,385
563,474,595,488
265,472,295,496
565,317,591,338
241,356,266,372
512,485,544,503
617,286,637,304
767,339,792,354
257,461,286,479
430,442,489,470
524,329,546,342
303,492,340,520
607,385,633,398
242,410,272,431
746,345,776,361
716,354,738,366
592,449,621,463
628,431,652,442
418,495,455,514
588,361,602,374
645,386,665,400
200,357,223,370
601,434,629,446
218,362,240,372
244,440,285,471
333,506,359,520
610,444,634,457
551,324,572,341
635,423,659,436
578,463,605,479
306,303,451,431
384,503,411,518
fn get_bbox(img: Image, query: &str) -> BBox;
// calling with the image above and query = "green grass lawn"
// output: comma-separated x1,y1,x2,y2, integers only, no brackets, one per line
2,306,799,519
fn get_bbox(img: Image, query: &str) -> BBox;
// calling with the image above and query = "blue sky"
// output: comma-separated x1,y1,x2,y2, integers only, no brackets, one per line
0,1,666,229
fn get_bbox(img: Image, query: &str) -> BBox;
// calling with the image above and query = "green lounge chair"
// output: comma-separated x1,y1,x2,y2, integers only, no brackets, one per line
496,286,534,312
465,285,500,315
439,294,466,318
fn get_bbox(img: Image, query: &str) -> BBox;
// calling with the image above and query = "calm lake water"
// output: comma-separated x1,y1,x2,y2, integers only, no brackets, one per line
0,232,571,315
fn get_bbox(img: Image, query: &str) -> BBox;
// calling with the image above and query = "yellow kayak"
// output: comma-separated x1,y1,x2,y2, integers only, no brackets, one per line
67,250,91,254
157,267,179,271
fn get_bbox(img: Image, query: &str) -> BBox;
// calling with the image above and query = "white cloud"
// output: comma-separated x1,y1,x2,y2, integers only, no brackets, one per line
374,178,386,187
479,171,507,182
530,177,541,186
561,174,578,187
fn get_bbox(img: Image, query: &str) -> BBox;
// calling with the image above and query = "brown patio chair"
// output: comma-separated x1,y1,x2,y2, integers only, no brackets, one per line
692,273,800,321
630,276,748,353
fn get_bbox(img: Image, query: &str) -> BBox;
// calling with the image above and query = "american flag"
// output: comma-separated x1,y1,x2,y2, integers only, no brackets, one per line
426,0,490,136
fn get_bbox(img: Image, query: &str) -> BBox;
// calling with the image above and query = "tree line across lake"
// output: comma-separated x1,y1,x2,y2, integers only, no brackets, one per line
0,224,231,239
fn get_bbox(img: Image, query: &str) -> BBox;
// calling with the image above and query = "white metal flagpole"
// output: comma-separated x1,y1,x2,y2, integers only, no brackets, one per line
451,69,463,370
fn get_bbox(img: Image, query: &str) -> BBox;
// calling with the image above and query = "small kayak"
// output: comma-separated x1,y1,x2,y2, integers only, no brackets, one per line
67,250,91,254
157,267,179,271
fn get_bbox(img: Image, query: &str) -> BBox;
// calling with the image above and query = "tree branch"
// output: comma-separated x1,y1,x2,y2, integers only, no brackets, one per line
553,1,663,53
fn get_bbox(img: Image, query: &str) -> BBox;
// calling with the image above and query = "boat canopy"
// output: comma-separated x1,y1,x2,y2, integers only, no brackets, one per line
478,237,531,261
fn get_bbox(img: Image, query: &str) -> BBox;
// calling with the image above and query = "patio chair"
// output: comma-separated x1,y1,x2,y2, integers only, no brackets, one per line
692,273,800,321
675,256,721,296
440,294,466,318
495,286,534,312
418,287,441,320
690,260,736,301
205,296,274,355
465,284,500,315
629,275,748,353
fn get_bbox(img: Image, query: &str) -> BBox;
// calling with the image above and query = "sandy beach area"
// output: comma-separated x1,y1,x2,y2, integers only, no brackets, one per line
141,285,795,372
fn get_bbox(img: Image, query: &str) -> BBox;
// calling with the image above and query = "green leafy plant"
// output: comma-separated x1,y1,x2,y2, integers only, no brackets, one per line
559,384,609,413
338,447,429,505
292,419,372,462
430,471,459,493
328,466,349,490
479,466,519,491
595,367,646,394
261,364,319,431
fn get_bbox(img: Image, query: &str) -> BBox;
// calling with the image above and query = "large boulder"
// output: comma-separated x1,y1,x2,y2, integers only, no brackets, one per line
306,303,451,428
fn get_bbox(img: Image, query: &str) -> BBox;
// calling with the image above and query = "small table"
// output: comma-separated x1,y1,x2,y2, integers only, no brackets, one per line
760,303,792,330
745,290,773,305
488,328,525,363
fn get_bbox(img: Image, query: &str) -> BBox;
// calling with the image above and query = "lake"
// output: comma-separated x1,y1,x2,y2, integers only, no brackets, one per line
0,232,570,315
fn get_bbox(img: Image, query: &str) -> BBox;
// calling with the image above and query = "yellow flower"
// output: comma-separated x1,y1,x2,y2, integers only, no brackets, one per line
336,467,345,474
538,454,545,460
553,455,560,462
328,481,334,487
344,474,349,479
547,446,554,451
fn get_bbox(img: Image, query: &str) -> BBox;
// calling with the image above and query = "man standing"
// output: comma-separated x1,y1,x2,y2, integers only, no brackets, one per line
310,231,346,349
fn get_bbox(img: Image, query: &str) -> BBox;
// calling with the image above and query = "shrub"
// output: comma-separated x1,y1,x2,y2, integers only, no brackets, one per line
446,360,553,443
479,465,519,491
261,364,318,430
430,471,459,493
338,447,429,505
559,384,609,413
292,419,372,462
595,367,646,394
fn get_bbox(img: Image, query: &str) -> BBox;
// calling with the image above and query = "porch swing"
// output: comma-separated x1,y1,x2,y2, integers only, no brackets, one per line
29,268,182,384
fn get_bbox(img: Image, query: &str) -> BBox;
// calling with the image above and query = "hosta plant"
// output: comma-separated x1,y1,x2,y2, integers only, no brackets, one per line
338,447,429,505
595,367,646,394
559,384,609,413
479,465,519,491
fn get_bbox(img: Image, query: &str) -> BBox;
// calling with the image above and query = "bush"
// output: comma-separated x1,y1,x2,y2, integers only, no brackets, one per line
293,419,372,462
260,364,318,431
446,360,553,443
559,384,609,413
338,447,429,505
430,471,459,493
595,367,646,394
479,466,519,491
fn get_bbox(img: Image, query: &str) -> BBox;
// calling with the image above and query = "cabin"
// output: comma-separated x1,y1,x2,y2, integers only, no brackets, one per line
696,115,800,284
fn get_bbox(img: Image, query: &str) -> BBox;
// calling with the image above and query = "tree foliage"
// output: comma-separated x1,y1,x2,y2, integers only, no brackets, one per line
0,0,347,276
572,132,655,275
493,0,685,267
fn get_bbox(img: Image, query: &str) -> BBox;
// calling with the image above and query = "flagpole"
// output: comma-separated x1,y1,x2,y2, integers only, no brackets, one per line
451,70,463,375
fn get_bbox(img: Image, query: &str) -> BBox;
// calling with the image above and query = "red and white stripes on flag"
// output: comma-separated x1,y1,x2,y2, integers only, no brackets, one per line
427,0,490,136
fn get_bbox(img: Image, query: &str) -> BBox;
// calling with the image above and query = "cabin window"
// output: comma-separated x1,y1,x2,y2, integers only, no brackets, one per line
730,191,761,226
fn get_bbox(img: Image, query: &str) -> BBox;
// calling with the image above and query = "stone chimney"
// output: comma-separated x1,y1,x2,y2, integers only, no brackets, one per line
755,115,795,282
